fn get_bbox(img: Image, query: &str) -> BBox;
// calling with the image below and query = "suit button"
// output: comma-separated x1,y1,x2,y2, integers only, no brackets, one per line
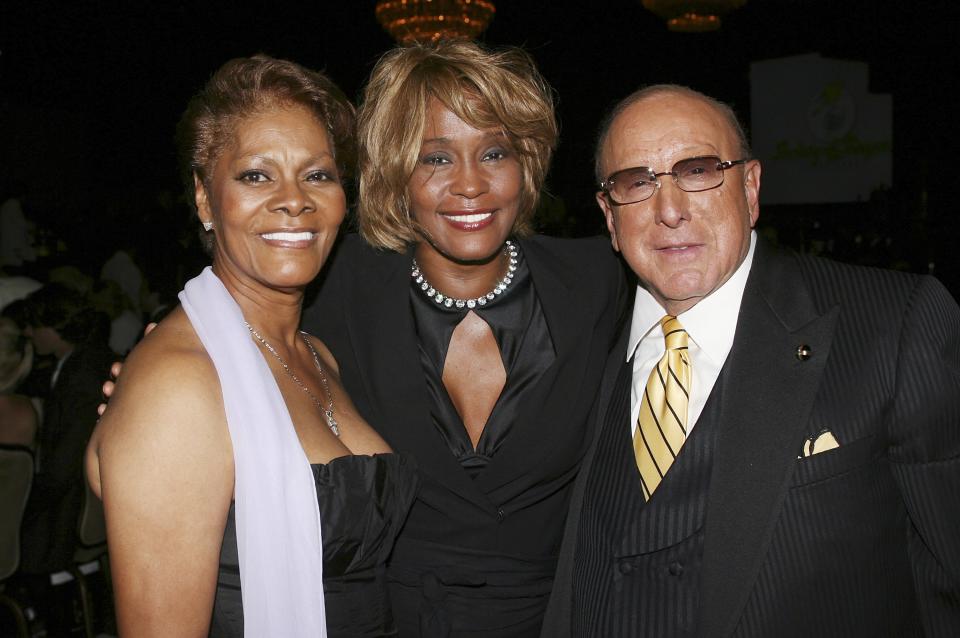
668,561,683,576
496,508,505,521
619,561,633,575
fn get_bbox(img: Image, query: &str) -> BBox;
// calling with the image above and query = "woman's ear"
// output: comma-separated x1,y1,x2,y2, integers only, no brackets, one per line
194,173,213,228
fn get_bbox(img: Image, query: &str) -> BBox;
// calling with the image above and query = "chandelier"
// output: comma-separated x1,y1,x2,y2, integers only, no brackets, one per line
376,0,496,45
641,0,747,32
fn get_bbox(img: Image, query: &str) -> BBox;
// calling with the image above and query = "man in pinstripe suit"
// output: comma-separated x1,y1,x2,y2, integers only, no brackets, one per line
542,85,960,637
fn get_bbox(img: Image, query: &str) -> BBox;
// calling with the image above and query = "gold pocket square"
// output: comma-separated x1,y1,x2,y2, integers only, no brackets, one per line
800,430,840,458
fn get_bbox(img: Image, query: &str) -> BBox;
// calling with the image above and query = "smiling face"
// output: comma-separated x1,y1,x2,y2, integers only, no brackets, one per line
409,98,523,265
196,104,346,293
596,92,761,315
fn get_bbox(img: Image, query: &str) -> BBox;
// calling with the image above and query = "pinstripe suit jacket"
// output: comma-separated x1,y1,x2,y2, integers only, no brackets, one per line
543,239,960,637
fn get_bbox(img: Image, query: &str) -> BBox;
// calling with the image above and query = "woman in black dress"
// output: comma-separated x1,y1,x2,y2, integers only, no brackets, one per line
305,41,625,637
87,55,416,637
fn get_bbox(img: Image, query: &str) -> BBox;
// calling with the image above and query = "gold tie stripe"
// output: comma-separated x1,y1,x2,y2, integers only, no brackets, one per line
634,316,691,501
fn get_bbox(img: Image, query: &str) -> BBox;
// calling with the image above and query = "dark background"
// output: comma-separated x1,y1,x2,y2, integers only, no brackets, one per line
2,0,958,297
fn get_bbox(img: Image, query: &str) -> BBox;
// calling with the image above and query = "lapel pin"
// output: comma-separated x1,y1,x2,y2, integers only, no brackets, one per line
795,344,811,361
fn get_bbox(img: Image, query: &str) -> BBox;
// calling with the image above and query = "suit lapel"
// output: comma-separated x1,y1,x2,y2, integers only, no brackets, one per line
699,242,838,637
595,324,633,436
520,238,578,357
539,326,631,638
345,245,489,505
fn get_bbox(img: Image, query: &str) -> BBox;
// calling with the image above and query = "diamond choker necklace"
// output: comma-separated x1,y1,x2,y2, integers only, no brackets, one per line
411,240,519,310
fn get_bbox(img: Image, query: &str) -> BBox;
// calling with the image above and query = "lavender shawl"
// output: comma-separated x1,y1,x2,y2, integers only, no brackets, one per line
179,267,327,637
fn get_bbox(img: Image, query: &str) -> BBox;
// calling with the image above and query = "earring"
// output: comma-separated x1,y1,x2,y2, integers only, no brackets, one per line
202,221,214,231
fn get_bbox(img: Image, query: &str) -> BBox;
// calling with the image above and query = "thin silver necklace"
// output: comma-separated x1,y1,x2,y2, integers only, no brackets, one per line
411,240,519,309
245,322,340,437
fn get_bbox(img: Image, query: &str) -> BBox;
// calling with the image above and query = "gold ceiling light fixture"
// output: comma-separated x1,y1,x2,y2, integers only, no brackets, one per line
641,0,747,32
376,0,496,45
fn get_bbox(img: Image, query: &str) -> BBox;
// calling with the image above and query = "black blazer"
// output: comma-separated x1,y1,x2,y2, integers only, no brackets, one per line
20,342,114,573
304,233,625,633
544,239,960,637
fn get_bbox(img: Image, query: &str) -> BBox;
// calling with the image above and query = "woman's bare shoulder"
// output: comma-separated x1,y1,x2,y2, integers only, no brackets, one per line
89,306,233,497
0,393,36,420
121,308,217,394
94,308,226,453
127,307,210,369
0,394,37,447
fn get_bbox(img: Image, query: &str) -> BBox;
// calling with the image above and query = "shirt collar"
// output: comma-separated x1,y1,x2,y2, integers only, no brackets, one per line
51,349,73,388
626,231,757,363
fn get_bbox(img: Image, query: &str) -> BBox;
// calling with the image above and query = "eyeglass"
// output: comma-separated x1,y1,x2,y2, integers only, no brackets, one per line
599,156,750,205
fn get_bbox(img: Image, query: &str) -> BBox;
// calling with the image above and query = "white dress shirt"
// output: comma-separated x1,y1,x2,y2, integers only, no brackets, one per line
627,231,757,438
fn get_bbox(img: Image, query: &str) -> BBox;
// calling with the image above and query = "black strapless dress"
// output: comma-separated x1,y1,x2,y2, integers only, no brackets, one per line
209,453,418,637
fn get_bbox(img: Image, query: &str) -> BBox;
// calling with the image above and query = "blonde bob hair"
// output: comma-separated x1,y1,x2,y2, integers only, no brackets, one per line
357,40,558,252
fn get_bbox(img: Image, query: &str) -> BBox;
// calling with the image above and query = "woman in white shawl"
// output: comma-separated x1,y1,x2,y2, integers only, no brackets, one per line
86,56,417,637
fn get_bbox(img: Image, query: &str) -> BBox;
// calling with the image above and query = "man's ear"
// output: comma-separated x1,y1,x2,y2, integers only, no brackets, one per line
596,191,621,253
194,173,213,225
743,160,762,228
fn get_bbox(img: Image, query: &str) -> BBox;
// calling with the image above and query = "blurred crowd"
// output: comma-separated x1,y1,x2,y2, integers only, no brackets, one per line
1,189,174,636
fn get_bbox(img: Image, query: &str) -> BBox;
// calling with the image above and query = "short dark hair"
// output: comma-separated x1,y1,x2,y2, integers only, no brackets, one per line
594,84,752,184
176,54,356,249
24,283,109,345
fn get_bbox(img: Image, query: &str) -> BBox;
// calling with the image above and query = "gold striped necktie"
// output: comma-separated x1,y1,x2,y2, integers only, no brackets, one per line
634,315,691,501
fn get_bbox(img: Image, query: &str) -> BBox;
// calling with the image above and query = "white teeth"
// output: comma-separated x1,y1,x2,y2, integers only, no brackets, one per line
261,231,315,241
446,212,492,223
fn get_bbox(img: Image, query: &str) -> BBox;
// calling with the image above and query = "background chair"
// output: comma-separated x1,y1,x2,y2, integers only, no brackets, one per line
0,444,35,638
70,475,109,638
40,465,111,638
